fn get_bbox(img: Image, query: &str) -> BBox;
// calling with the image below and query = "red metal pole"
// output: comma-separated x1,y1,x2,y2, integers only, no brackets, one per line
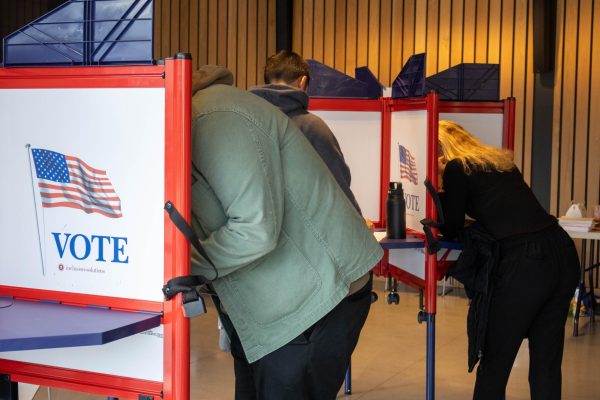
163,54,192,400
380,97,392,227
502,97,516,151
425,92,439,314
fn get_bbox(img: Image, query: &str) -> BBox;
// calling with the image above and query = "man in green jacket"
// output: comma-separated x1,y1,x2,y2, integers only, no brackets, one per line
190,65,383,399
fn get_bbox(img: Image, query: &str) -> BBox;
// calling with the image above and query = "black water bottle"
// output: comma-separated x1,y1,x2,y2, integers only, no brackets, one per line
386,182,406,239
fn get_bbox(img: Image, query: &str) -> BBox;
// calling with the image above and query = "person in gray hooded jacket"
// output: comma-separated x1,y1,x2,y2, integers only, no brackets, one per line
249,50,362,215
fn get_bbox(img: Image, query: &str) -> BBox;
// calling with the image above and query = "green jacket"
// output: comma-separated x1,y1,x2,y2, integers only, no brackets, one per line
190,66,383,363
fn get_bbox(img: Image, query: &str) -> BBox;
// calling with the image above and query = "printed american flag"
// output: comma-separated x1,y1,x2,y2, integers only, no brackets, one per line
31,148,122,218
399,144,418,185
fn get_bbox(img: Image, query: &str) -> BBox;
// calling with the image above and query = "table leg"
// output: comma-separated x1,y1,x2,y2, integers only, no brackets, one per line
344,363,352,394
589,242,596,324
574,240,587,336
595,240,600,287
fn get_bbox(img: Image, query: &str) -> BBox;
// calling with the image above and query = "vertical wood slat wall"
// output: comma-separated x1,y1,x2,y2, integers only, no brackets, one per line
153,0,277,88
552,0,600,218
293,0,599,218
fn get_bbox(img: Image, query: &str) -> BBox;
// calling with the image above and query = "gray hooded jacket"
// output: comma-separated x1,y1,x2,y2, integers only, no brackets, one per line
249,84,362,214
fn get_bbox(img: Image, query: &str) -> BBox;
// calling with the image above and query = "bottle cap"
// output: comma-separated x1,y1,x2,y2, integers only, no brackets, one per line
389,181,403,194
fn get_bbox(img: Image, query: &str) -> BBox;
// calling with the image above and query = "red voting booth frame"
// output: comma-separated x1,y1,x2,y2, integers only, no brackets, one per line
310,94,515,400
0,58,193,400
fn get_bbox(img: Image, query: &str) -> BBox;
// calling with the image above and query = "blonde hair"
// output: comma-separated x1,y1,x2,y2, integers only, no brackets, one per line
438,120,514,174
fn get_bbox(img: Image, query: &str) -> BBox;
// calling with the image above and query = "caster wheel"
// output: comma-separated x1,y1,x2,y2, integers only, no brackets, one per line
387,292,400,305
370,291,378,304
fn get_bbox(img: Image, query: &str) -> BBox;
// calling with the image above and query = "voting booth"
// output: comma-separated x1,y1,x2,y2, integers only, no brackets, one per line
310,93,515,399
0,57,193,399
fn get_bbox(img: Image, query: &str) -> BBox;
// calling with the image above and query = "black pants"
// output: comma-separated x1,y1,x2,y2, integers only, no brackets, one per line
473,226,579,400
219,276,372,400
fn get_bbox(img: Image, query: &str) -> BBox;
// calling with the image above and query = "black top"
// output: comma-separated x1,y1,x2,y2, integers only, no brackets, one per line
439,159,556,240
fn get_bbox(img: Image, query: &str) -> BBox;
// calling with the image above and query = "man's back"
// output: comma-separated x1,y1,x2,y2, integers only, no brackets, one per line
250,83,361,213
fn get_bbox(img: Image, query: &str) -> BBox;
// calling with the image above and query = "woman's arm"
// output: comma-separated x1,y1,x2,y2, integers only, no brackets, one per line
439,159,469,240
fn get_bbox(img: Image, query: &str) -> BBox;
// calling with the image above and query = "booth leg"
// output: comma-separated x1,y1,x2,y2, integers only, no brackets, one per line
426,313,436,400
0,375,18,400
386,274,400,305
574,240,587,336
344,362,352,394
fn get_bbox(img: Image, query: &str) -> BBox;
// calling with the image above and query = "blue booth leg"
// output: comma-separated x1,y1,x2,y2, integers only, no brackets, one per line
426,313,436,400
344,362,352,394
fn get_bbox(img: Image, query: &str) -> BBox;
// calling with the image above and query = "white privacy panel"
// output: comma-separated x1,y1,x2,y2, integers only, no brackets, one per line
312,110,382,222
0,88,165,303
390,110,428,231
439,112,504,148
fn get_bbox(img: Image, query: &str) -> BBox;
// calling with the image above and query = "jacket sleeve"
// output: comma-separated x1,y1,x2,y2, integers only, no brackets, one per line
190,111,284,278
439,159,469,240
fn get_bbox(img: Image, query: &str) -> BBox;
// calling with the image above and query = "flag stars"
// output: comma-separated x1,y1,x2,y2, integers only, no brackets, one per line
32,148,69,183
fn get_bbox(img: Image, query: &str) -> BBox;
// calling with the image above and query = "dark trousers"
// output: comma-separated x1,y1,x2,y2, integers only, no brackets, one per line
473,226,579,400
219,277,372,400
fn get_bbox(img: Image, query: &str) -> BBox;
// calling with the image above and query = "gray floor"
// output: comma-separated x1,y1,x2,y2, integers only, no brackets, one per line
33,277,600,399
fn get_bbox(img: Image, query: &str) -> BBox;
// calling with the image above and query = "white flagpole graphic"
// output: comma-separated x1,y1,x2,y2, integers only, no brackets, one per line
26,144,46,276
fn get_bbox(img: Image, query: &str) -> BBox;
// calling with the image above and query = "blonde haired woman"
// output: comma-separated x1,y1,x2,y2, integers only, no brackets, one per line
438,120,579,400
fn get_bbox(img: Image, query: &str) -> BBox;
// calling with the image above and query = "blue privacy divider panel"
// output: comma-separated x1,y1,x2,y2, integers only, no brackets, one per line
3,0,154,66
307,59,383,99
425,63,500,101
391,53,426,98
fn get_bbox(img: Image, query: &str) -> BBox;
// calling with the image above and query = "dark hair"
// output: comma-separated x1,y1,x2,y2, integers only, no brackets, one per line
264,50,310,85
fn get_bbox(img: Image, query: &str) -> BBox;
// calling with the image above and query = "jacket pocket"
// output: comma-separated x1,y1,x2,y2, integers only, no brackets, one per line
226,229,321,326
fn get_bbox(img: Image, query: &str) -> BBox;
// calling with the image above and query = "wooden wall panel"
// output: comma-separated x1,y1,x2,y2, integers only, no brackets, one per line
438,0,451,72
226,0,238,74
335,0,347,72
588,0,600,214
522,0,534,182
402,0,415,65
425,0,438,75
573,0,592,205
324,0,336,67
302,0,314,59
292,0,598,217
390,0,404,80
551,0,566,215
357,0,370,66
257,0,268,84
247,0,258,85
149,0,276,89
313,0,325,61
462,0,477,62
474,0,488,63
450,0,464,66
368,0,381,75
346,0,358,73
487,0,501,64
